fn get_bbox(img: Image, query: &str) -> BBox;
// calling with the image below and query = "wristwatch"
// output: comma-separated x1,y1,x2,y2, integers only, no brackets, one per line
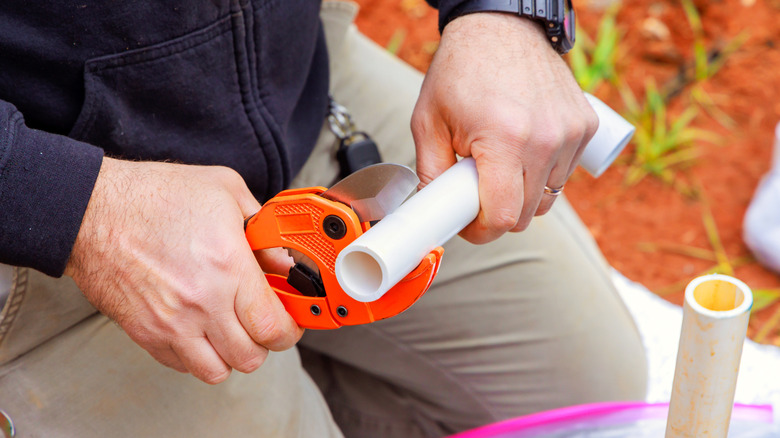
445,0,576,54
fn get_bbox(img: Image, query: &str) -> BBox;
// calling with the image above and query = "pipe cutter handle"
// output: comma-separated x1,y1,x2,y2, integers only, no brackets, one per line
245,187,443,329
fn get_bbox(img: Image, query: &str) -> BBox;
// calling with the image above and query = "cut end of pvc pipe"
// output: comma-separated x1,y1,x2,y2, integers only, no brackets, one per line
581,93,635,177
685,274,753,317
336,247,387,303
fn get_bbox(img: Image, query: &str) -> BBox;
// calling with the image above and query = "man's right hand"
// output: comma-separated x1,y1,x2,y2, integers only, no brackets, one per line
64,158,303,384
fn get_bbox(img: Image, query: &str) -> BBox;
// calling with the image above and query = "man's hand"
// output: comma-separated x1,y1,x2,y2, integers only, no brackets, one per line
64,158,302,384
412,12,598,244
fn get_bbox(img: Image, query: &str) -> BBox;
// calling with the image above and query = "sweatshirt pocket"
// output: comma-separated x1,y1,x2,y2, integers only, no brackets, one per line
69,14,275,197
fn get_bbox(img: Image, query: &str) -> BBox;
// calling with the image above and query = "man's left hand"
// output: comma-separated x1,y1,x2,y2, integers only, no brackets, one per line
412,12,598,244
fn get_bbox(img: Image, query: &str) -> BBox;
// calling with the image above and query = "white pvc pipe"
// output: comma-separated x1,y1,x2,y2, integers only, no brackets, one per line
335,158,480,302
335,93,634,302
665,274,753,438
582,93,635,177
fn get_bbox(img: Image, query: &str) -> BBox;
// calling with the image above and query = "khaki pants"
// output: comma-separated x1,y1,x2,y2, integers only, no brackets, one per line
0,2,647,437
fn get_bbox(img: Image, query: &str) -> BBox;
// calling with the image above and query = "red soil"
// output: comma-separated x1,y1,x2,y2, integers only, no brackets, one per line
352,0,780,341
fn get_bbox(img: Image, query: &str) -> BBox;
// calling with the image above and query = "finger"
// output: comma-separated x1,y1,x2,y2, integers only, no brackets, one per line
511,160,550,232
564,107,600,179
459,143,525,244
411,104,458,189
172,336,232,384
145,344,188,373
206,315,269,374
534,136,582,217
534,175,566,218
535,107,597,217
235,268,303,351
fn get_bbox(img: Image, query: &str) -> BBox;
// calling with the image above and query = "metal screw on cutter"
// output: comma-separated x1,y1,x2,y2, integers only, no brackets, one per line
323,215,347,240
336,306,348,317
310,305,321,316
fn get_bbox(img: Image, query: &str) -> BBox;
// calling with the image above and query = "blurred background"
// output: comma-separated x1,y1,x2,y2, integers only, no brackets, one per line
348,0,780,342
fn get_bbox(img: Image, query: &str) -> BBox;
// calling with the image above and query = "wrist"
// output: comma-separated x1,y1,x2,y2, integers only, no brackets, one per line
442,12,553,55
65,157,123,278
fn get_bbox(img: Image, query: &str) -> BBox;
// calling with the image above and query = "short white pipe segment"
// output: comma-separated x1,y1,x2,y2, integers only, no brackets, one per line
581,93,635,177
336,157,480,302
665,274,753,438
335,93,634,302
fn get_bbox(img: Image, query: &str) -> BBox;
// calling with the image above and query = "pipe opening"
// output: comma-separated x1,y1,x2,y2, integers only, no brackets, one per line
692,279,744,311
339,251,383,300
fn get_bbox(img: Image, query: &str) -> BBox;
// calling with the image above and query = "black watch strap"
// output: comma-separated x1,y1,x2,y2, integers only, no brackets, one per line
447,0,522,25
443,0,574,54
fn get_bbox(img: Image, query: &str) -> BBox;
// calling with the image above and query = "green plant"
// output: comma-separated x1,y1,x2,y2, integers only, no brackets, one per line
681,0,710,82
568,3,621,93
752,289,780,314
386,28,407,55
620,78,719,189
680,0,746,81
753,300,780,345
676,0,747,128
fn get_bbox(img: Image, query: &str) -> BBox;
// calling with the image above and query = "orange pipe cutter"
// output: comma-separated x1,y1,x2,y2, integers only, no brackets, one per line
245,165,443,329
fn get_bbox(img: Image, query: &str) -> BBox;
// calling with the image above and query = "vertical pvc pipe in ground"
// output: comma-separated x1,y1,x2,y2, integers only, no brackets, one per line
665,274,753,438
335,93,634,302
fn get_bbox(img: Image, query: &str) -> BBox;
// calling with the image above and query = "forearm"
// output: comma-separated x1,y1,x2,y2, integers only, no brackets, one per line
0,100,103,276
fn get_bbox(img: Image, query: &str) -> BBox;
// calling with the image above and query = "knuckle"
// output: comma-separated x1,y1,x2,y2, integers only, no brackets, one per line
410,111,427,135
537,128,566,150
177,283,212,312
232,349,268,374
212,165,242,183
564,119,588,145
248,313,290,349
210,166,247,193
525,130,565,162
497,117,532,143
583,109,600,141
128,326,157,347
416,168,437,188
487,208,519,232
207,241,241,272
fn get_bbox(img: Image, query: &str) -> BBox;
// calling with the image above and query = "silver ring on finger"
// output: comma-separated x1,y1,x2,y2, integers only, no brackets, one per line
543,185,564,196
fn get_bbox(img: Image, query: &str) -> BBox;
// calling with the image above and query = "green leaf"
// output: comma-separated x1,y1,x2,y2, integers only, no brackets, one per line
752,289,780,313
386,29,406,55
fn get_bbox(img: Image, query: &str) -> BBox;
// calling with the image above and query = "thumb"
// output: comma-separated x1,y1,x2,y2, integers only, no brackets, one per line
411,105,458,189
235,262,304,351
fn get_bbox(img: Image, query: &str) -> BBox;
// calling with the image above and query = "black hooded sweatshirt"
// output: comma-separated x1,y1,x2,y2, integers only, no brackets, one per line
0,0,465,276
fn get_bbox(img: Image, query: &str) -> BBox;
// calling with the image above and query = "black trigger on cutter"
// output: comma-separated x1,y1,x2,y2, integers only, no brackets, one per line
287,263,326,297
